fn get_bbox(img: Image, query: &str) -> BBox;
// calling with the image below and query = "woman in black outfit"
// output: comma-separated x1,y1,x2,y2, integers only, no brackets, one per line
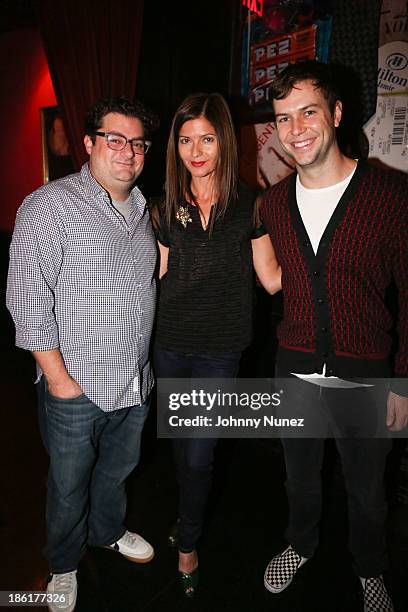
153,92,281,596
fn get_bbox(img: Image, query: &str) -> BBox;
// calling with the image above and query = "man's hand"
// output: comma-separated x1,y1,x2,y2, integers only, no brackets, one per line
33,348,83,399
386,391,408,431
48,376,83,399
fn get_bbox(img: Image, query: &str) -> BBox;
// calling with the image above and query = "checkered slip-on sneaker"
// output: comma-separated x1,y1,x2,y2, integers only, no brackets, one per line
360,576,394,612
264,545,309,593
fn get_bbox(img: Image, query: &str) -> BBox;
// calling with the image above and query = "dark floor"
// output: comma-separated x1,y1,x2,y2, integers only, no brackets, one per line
1,233,407,612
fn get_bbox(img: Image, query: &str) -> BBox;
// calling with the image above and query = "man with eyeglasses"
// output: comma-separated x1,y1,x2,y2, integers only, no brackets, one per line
7,97,159,612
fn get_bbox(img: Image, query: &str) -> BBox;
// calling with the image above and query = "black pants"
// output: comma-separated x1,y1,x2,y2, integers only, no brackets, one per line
276,370,392,577
154,345,241,552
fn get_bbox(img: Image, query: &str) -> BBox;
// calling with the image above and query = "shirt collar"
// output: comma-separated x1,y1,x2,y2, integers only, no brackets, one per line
79,162,146,212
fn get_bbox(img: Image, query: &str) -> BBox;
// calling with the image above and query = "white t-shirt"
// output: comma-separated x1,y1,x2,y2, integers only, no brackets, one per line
296,167,356,255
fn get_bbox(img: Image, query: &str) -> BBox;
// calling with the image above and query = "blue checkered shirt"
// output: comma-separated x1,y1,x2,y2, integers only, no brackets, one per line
7,164,157,411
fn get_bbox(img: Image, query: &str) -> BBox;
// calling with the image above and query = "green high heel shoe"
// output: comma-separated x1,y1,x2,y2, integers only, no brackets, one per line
178,566,199,598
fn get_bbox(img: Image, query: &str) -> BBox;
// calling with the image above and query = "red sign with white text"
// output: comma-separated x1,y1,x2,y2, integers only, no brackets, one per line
249,48,316,104
250,24,316,67
250,47,316,87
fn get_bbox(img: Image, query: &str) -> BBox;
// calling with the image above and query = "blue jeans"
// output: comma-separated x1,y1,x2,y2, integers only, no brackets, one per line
154,345,241,552
38,377,149,573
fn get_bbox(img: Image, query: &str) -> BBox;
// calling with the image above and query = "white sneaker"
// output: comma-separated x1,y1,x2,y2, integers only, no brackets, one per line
264,545,309,593
105,530,154,563
47,570,77,611
360,575,394,612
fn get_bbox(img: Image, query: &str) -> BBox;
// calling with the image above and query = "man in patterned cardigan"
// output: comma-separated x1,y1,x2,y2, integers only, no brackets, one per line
261,61,407,612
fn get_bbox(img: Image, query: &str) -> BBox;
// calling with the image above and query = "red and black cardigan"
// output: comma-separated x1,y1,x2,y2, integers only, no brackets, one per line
261,160,408,394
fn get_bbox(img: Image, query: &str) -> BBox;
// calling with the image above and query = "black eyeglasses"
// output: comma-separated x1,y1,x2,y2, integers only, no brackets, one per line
94,132,152,154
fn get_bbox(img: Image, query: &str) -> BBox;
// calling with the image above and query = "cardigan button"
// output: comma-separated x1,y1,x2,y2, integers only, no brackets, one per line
314,270,320,277
303,240,310,247
317,298,324,305
321,327,328,333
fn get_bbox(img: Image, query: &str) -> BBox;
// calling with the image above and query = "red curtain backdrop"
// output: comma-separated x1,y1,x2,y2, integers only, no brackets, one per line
0,28,57,232
39,0,144,170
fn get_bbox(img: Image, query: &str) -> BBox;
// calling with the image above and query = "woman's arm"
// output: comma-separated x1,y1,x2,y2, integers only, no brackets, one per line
158,241,169,279
252,234,282,295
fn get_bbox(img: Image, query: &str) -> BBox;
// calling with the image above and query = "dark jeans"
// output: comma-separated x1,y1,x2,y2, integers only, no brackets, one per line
154,345,241,552
38,377,149,573
276,370,392,577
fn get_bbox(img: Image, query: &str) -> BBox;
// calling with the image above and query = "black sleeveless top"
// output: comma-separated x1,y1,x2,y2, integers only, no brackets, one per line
154,184,265,354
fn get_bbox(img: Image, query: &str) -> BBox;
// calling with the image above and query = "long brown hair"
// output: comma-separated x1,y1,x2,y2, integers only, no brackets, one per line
165,92,238,234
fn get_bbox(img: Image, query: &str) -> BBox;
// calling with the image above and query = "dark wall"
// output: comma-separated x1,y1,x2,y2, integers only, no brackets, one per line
135,0,239,198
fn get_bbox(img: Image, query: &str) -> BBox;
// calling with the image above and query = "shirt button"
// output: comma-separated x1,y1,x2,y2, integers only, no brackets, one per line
317,298,324,305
